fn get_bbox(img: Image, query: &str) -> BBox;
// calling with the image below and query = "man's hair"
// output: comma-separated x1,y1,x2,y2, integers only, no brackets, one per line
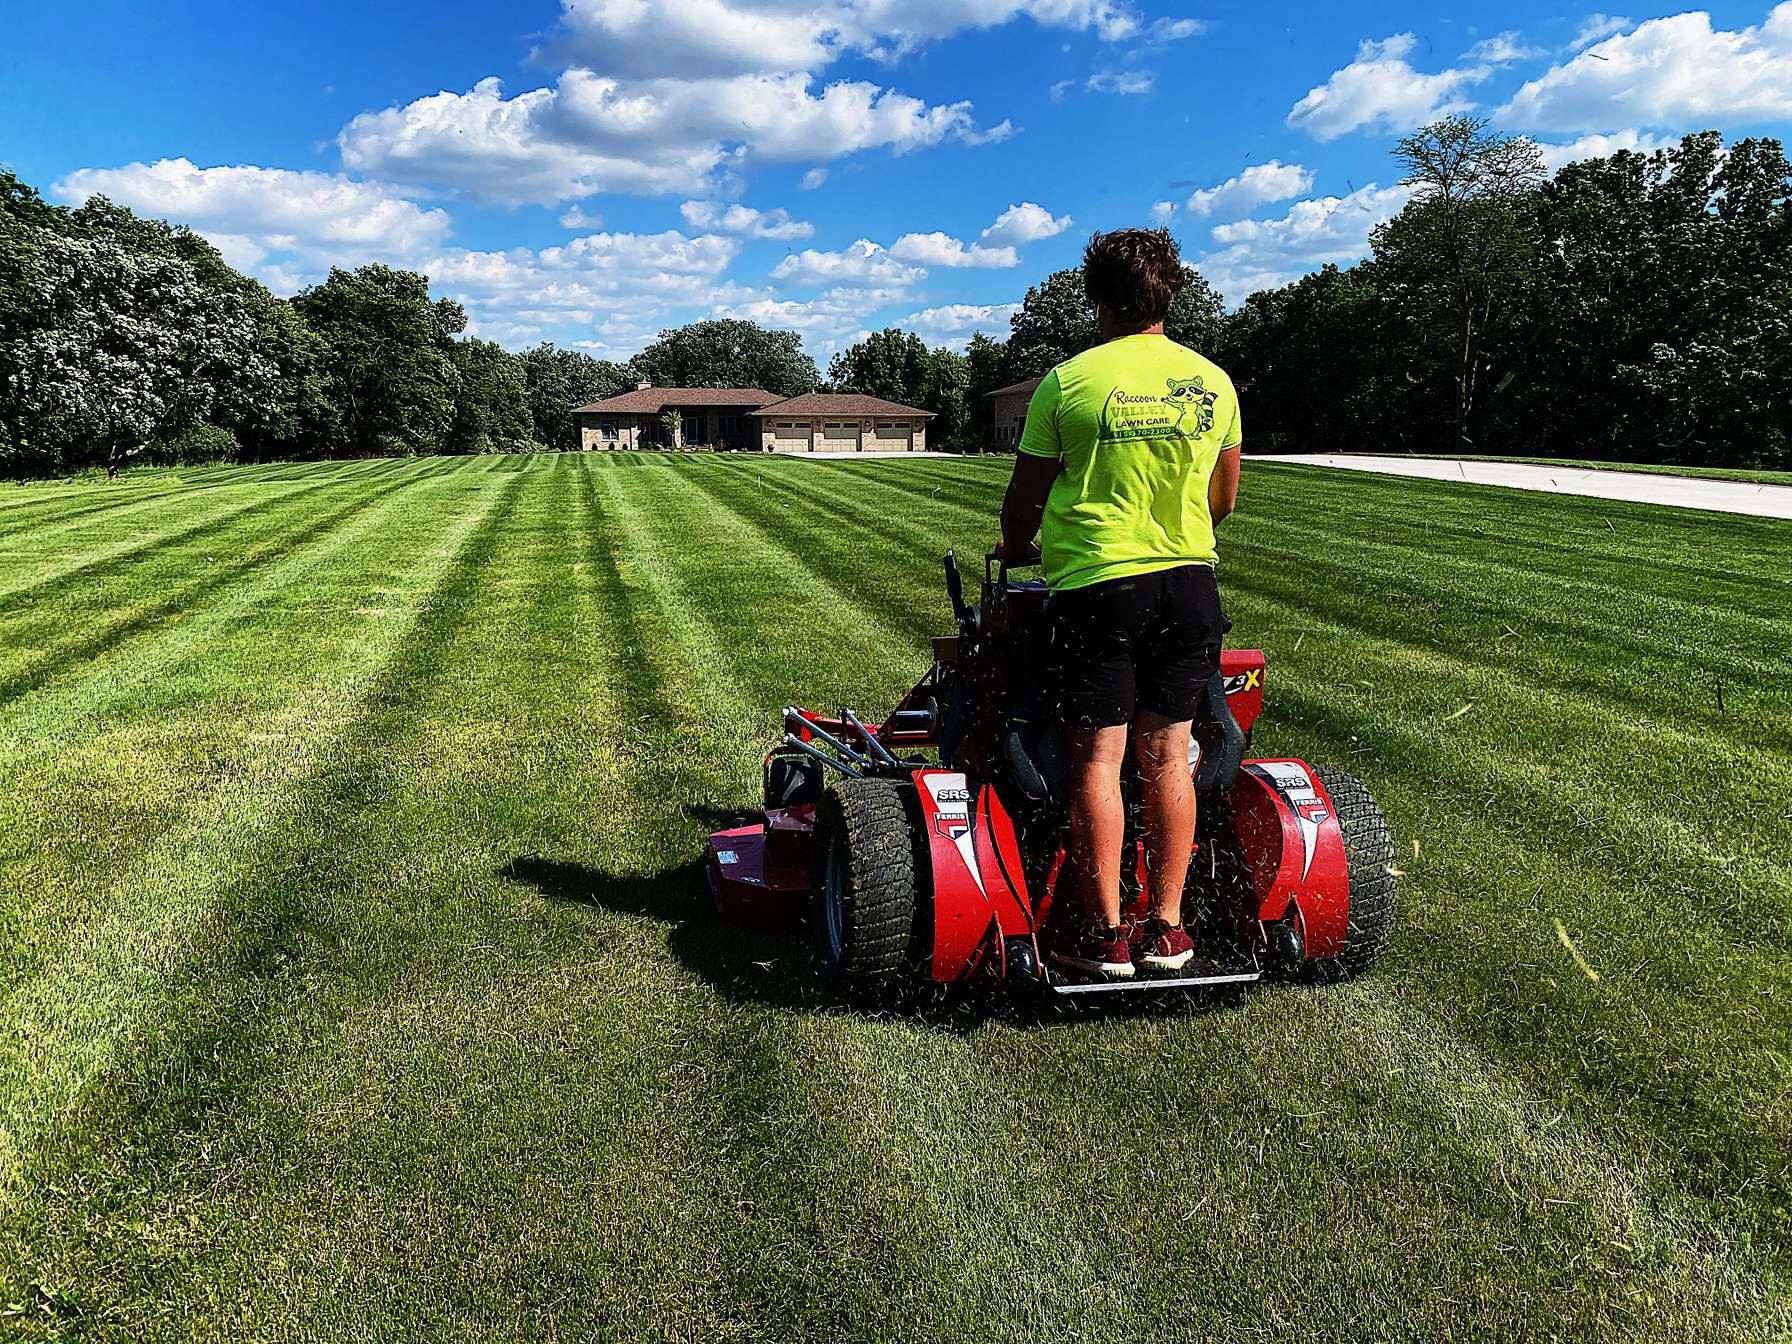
1082,228,1184,326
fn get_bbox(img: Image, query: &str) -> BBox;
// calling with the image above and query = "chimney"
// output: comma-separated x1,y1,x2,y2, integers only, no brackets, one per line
636,379,652,391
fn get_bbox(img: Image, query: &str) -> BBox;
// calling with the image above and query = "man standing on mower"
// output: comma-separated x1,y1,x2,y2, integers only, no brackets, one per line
997,228,1242,980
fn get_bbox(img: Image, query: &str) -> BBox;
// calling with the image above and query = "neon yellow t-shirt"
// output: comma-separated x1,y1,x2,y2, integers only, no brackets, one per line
1017,333,1242,592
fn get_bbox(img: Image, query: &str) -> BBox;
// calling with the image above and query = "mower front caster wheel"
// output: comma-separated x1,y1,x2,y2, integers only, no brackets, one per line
810,777,924,1000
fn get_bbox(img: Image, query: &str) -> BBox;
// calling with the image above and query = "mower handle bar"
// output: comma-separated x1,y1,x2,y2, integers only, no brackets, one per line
986,545,1042,588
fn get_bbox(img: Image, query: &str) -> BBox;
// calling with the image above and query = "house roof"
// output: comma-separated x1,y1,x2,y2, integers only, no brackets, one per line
983,376,1044,399
573,387,782,414
751,392,935,419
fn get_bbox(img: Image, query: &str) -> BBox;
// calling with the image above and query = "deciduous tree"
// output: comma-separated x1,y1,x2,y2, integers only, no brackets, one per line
630,319,819,396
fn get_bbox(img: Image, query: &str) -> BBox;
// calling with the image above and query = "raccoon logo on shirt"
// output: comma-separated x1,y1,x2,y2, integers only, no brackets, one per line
1164,376,1219,435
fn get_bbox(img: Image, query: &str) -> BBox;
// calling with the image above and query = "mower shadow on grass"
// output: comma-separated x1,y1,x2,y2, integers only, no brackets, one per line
501,852,1254,1033
501,854,818,1014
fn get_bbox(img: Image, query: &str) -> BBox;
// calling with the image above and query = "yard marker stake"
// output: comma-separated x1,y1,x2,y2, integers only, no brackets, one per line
1553,919,1602,983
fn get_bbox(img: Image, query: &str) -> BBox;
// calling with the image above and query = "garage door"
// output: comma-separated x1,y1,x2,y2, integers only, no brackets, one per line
822,421,861,451
771,421,812,452
870,421,912,451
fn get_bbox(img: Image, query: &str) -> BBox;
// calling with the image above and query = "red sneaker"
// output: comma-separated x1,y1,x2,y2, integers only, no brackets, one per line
1050,924,1135,979
1134,918,1195,973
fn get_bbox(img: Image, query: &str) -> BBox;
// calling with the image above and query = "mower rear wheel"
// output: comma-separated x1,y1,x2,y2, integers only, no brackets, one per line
810,777,923,998
1312,764,1397,979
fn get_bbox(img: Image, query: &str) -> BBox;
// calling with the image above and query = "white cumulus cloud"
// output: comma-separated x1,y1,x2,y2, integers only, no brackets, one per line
541,0,1148,76
1500,5,1792,131
889,231,1020,267
1287,34,1491,141
679,200,814,239
1570,14,1632,50
1464,31,1546,63
1195,183,1413,305
51,159,454,281
1185,161,1315,218
980,201,1073,245
770,239,927,288
1088,69,1154,95
1536,129,1675,172
337,72,1004,204
894,302,1022,348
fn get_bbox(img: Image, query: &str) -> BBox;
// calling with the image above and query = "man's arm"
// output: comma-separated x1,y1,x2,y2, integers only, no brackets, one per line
1000,370,1063,558
999,453,1060,558
1209,444,1241,524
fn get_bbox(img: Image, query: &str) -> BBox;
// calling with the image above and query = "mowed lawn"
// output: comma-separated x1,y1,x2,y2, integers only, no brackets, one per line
0,452,1786,1342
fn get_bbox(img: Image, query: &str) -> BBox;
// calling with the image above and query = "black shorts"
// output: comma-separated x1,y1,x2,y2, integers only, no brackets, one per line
1046,564,1227,729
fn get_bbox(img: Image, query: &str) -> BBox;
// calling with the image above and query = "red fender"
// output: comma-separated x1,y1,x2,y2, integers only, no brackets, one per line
912,769,1034,982
1218,649,1266,733
1228,759,1351,960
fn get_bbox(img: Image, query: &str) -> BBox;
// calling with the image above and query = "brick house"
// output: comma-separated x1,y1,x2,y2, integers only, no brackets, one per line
572,385,934,453
984,375,1042,450
748,392,932,452
572,384,783,451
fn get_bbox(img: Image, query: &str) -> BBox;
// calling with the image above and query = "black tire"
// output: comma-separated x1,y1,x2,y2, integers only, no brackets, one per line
810,777,923,998
1311,765,1397,980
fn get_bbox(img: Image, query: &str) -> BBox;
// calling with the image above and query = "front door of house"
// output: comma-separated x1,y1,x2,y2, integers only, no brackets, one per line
682,413,703,446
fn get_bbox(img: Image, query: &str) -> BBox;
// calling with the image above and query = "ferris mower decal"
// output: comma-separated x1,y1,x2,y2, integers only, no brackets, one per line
923,774,981,886
703,551,1396,1000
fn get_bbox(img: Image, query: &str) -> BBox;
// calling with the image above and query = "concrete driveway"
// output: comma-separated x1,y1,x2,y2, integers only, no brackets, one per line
1269,454,1792,520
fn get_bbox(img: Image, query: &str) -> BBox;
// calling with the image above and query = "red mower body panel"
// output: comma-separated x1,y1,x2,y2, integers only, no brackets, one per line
912,770,1034,982
1229,760,1352,959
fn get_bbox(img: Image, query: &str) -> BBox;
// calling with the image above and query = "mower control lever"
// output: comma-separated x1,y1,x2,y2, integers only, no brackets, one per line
943,550,970,623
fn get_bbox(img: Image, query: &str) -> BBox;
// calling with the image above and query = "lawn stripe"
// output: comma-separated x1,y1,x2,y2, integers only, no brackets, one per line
0,477,359,605
0,460,378,542
0,464,510,985
0,463,529,1195
0,460,471,748
582,460,1078,1331
29,456,792,1335
0,468,436,708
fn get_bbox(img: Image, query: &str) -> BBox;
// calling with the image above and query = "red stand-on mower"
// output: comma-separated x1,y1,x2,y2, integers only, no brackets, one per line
706,552,1396,1000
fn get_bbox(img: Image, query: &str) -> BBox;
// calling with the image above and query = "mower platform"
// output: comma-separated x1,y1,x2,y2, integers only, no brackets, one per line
1046,958,1263,996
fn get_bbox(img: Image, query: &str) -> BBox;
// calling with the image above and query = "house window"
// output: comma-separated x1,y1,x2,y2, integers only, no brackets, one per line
601,421,618,442
718,413,740,438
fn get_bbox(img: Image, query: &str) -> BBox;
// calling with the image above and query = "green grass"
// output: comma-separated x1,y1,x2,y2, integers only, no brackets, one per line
1,453,1787,1342
1298,452,1792,487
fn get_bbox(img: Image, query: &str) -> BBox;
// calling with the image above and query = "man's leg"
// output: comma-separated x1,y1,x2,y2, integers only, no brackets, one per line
1133,712,1196,925
1065,724,1131,927
1047,577,1138,978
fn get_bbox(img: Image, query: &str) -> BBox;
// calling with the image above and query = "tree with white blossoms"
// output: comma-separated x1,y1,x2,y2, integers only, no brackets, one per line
1,184,276,476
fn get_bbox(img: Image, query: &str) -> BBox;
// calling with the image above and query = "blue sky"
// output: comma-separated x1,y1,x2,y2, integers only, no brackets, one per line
5,1,1789,364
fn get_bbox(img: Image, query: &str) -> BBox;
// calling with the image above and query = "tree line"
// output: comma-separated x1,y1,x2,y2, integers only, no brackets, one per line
0,170,826,476
1220,121,1790,468
3,117,1787,477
